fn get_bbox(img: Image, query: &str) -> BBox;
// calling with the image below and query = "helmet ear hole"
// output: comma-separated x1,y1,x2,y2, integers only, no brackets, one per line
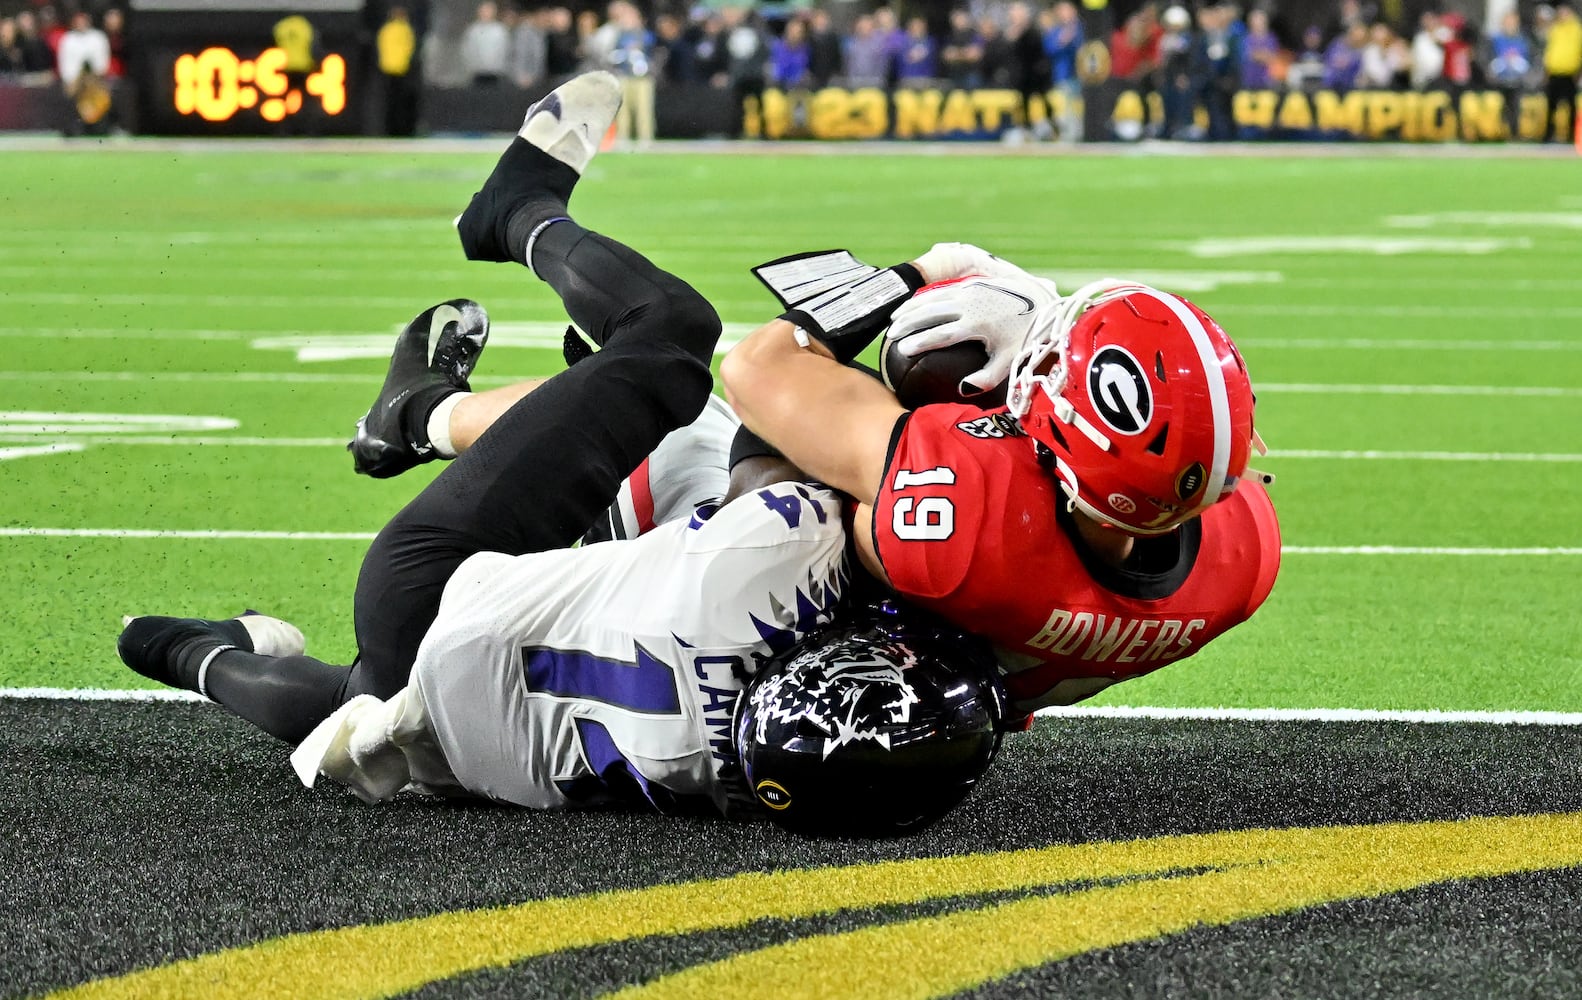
1154,351,1167,382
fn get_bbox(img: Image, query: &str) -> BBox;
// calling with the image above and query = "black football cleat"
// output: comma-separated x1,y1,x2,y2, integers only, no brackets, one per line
348,299,490,478
454,71,621,263
117,613,303,692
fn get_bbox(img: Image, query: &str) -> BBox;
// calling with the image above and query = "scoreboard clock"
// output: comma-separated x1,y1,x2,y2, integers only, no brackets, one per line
172,46,347,123
128,0,366,135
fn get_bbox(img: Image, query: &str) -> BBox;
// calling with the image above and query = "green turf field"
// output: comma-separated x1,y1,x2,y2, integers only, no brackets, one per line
2,146,1578,708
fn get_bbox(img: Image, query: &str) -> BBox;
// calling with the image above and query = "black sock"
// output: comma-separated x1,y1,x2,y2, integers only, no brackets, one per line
203,650,352,745
457,137,581,264
397,383,460,455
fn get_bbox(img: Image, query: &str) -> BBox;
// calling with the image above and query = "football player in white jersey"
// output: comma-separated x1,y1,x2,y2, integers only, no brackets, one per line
118,73,1004,832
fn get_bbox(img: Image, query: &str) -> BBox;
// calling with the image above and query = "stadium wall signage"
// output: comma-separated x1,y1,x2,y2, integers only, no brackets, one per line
751,85,1566,143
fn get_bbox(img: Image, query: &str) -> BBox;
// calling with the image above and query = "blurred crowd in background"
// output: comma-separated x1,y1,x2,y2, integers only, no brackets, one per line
1,0,1578,141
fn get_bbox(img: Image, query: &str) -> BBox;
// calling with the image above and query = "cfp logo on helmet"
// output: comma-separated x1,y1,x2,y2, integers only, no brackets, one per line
755,779,792,810
1088,347,1153,436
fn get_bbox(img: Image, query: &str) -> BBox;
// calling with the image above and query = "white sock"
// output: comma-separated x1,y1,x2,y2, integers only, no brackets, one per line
426,391,470,459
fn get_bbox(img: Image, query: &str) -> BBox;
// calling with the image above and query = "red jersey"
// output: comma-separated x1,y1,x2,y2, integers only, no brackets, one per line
872,404,1280,711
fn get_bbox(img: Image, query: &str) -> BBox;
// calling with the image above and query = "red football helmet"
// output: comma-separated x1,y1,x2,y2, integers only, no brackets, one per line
1007,279,1258,535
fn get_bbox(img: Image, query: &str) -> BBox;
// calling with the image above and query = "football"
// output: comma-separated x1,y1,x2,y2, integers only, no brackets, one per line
881,340,1006,409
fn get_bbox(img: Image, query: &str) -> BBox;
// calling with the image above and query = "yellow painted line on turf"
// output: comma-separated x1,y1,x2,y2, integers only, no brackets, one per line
46,813,1582,1000
610,813,1582,1000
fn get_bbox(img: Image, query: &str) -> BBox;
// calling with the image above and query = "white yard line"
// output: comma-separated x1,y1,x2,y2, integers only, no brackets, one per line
1,527,1576,553
1181,235,1536,257
0,528,376,540
0,327,257,341
4,686,1579,725
2,292,445,309
4,437,1578,463
1214,304,1582,319
1259,383,1582,397
1269,449,1582,462
0,371,387,385
4,372,1578,397
1035,705,1582,726
1283,546,1582,555
1384,212,1582,230
1237,337,1582,351
0,435,346,447
10,328,1578,352
0,443,85,462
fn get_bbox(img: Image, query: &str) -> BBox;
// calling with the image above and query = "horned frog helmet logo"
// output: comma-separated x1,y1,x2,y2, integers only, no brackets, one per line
751,643,922,758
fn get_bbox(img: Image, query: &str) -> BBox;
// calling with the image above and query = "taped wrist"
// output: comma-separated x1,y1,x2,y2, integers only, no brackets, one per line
729,424,783,470
778,263,925,364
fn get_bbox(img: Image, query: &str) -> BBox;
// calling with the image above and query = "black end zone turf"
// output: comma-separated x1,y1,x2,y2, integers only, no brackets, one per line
4,700,1582,998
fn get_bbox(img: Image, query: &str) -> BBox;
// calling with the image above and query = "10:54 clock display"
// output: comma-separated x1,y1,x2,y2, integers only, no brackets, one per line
172,46,346,123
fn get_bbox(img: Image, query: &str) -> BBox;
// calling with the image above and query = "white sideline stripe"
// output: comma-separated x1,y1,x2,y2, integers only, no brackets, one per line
1270,449,1582,463
2,528,1577,554
5,688,1579,725
0,687,206,703
1036,705,1582,726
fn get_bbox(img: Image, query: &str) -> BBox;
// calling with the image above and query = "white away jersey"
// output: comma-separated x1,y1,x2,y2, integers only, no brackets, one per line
411,481,848,815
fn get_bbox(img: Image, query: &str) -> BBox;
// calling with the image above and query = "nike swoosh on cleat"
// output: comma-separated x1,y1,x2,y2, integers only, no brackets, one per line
427,304,463,367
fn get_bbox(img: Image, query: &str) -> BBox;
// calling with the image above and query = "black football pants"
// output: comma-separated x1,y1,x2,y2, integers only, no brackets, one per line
205,220,720,742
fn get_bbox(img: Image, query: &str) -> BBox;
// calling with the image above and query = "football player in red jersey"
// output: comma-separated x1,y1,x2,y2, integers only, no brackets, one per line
721,244,1280,713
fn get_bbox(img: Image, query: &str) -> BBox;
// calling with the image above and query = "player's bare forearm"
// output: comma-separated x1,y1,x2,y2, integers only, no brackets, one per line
720,319,903,502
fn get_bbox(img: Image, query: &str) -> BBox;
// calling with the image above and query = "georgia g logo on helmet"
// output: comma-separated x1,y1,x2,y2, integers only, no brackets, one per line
1086,346,1152,436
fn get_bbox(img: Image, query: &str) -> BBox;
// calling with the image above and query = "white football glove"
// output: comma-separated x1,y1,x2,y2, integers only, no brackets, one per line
912,242,1035,284
886,270,1060,398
